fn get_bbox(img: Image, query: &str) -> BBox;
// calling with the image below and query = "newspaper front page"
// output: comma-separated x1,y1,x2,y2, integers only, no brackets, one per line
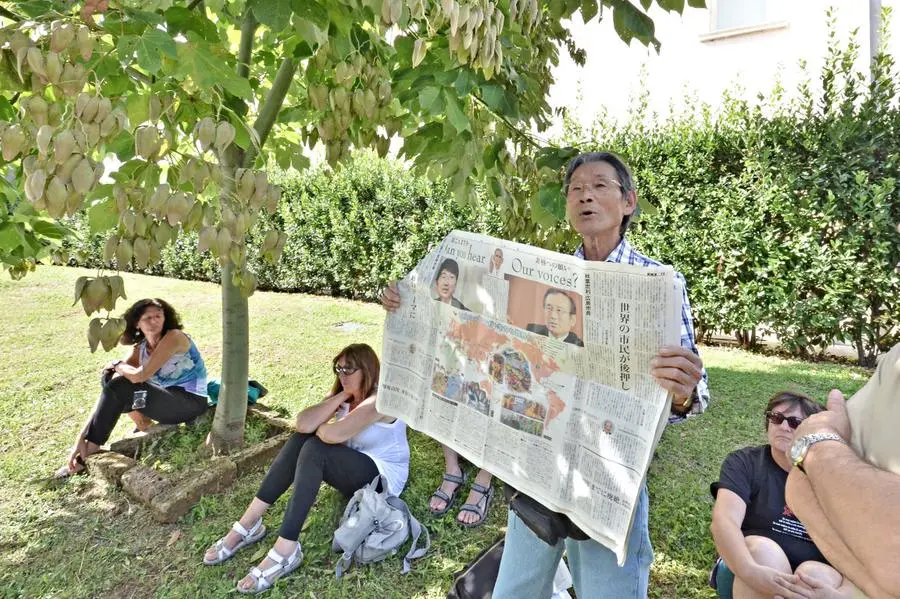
377,230,681,563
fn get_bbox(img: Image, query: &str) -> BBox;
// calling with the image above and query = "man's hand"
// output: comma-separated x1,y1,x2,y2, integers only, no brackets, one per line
650,345,703,403
796,572,847,599
380,281,401,312
792,389,852,443
745,565,810,599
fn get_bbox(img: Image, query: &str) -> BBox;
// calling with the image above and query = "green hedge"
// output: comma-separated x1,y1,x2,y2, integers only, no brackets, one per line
62,151,503,301
563,19,899,364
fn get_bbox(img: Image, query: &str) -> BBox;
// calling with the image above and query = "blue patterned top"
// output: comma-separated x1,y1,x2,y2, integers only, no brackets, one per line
139,336,208,397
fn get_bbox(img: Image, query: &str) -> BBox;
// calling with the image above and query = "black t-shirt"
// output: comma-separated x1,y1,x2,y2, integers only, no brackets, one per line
711,445,827,570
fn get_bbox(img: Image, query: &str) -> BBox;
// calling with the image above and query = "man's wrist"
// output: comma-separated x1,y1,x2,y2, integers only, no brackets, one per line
671,394,693,414
799,431,850,474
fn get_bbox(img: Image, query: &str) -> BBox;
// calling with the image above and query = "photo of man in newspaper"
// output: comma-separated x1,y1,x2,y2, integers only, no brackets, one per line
506,279,585,347
432,258,470,311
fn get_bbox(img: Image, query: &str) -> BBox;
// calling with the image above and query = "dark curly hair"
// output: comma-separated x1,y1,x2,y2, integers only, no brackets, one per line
120,298,183,345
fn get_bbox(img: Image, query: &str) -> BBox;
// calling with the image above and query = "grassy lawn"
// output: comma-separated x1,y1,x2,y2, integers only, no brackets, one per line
0,267,872,599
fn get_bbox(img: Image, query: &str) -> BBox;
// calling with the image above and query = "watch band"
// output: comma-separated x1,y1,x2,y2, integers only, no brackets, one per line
794,432,846,473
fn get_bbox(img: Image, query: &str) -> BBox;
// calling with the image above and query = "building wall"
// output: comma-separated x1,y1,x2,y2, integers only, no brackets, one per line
548,0,899,131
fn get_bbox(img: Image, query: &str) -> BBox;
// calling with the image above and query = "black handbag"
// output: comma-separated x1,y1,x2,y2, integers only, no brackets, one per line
503,484,588,546
445,537,505,599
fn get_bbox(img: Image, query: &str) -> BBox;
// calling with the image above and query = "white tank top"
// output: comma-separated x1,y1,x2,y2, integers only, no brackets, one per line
336,402,410,496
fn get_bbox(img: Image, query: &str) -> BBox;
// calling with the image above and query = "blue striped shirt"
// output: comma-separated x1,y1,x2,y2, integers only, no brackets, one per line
574,237,710,421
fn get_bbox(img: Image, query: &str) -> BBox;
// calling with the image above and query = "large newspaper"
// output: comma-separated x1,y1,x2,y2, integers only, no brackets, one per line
377,230,682,563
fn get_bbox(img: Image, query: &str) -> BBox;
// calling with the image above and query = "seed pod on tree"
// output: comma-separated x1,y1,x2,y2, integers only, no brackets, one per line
25,169,48,204
186,200,204,231
26,47,46,78
236,168,255,202
121,210,137,236
103,235,119,264
36,125,54,155
154,221,173,247
148,184,169,216
166,192,188,226
133,237,151,269
195,117,216,151
116,238,133,267
197,225,217,253
80,277,109,315
45,52,62,85
76,25,93,61
100,318,125,352
46,175,67,210
94,97,112,124
87,317,103,352
215,227,233,259
71,157,94,195
149,95,162,123
50,22,75,53
99,111,118,138
105,275,127,308
65,186,83,215
214,121,236,153
266,185,282,213
53,130,76,165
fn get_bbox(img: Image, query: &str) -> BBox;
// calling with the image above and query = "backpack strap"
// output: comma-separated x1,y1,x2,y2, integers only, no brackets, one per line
387,496,431,574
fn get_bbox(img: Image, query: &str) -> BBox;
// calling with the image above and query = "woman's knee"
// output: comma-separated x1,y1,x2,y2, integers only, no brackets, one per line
103,375,135,396
297,435,329,461
795,561,843,587
744,536,791,571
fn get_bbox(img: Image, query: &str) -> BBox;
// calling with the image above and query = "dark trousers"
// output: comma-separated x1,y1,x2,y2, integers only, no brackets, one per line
256,432,380,542
84,375,208,446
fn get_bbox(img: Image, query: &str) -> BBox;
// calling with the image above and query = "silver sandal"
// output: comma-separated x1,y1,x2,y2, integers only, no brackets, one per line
237,543,303,594
203,518,267,565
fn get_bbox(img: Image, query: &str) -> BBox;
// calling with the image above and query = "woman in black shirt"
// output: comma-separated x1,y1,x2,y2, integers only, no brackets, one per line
710,391,855,599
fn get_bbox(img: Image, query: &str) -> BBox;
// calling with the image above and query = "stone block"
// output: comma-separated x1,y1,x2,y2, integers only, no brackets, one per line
121,465,173,507
149,459,237,523
230,432,292,477
109,423,178,457
248,404,293,433
85,451,136,485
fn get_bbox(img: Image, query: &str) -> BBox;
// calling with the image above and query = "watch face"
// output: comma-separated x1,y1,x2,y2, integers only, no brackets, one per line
790,437,807,463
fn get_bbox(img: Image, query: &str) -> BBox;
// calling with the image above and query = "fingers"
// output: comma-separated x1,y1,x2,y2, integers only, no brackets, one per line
380,281,401,312
796,571,825,589
826,389,846,412
657,345,703,369
651,352,702,398
774,573,813,599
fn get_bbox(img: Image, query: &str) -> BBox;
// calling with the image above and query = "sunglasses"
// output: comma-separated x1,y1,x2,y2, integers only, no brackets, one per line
334,364,359,376
765,411,804,430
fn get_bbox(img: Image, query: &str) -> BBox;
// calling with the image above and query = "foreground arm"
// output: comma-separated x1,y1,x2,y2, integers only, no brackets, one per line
115,330,188,383
786,470,893,599
787,390,900,596
315,395,383,444
295,391,349,434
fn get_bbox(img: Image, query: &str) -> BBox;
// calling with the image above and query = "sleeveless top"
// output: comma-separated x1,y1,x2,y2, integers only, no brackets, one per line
139,335,208,397
336,401,410,496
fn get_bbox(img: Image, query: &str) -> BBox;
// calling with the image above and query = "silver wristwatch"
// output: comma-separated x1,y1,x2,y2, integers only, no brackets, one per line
790,432,846,473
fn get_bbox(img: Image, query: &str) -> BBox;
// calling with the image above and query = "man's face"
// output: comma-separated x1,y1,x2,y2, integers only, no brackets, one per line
435,269,457,301
565,160,635,238
543,293,575,339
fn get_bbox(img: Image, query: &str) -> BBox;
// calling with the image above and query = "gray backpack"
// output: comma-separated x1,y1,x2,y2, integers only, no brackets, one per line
331,474,430,578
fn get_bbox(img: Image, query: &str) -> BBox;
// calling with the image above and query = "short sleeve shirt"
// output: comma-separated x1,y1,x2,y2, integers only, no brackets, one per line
711,445,826,570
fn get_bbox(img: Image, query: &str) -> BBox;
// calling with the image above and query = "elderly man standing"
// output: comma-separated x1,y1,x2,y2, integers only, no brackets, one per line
486,151,709,598
785,343,900,599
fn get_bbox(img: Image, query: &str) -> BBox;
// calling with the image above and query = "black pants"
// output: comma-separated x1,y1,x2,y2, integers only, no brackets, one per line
256,432,380,542
84,375,208,446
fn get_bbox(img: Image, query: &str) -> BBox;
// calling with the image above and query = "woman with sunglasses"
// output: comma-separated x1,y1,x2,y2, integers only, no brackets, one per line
203,343,409,594
709,391,854,599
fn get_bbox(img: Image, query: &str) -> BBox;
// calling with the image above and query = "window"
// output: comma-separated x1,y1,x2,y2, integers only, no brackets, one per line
712,0,770,32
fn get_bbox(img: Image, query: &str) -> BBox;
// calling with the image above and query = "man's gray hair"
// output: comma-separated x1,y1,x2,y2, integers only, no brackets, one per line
563,151,636,237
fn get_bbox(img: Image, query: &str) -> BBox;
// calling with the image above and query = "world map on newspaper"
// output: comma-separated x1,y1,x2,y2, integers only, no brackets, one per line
432,314,570,434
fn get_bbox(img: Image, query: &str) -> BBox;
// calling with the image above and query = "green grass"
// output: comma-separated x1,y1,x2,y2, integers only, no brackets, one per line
0,266,872,598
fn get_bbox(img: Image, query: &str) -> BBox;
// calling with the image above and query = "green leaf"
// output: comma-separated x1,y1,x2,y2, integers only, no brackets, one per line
453,69,476,96
0,223,23,251
165,6,218,41
135,28,178,75
0,96,16,120
418,86,444,115
252,0,294,32
611,0,660,50
126,93,150,127
30,218,69,241
582,0,599,22
657,0,685,13
294,17,328,47
292,0,329,29
687,0,706,7
479,84,518,119
88,197,120,235
537,182,566,223
176,35,252,99
443,91,470,133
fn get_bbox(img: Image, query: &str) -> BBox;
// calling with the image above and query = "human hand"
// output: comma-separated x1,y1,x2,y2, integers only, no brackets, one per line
746,565,810,599
650,345,703,402
380,281,402,312
796,572,845,599
791,389,851,443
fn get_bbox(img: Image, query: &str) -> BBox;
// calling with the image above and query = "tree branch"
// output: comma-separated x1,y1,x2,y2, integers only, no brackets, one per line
0,4,21,20
125,66,152,86
237,10,258,81
242,56,298,168
472,94,545,151
187,0,204,10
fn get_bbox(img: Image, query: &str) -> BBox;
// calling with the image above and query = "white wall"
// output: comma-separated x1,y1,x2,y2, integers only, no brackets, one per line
548,0,899,132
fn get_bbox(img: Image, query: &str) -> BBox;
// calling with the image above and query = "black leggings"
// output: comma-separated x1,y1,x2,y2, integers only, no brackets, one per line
84,375,208,446
256,432,380,542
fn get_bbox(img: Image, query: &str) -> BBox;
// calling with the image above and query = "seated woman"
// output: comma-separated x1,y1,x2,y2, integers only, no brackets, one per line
203,343,409,595
710,391,856,599
56,298,208,478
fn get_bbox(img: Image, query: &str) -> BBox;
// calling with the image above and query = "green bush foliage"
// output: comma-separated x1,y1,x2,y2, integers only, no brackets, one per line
562,16,899,364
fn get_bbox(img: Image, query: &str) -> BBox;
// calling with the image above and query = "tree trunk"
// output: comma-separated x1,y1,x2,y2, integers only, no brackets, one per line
208,262,249,453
